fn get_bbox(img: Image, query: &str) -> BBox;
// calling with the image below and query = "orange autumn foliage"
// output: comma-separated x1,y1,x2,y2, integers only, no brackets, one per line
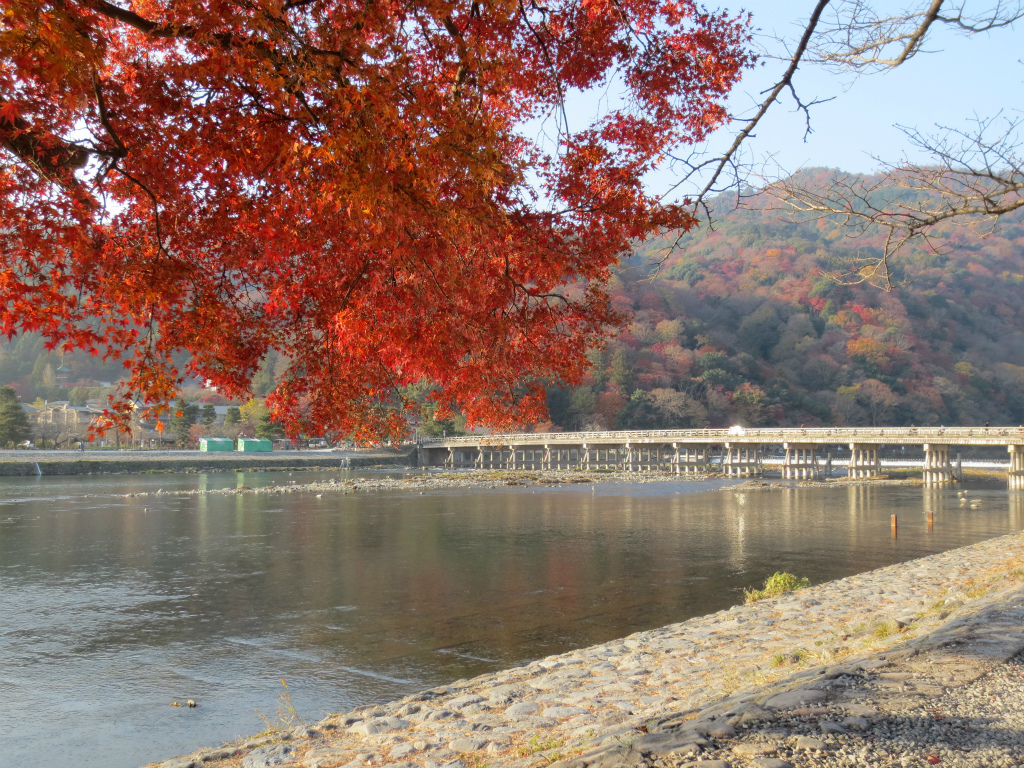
0,0,751,440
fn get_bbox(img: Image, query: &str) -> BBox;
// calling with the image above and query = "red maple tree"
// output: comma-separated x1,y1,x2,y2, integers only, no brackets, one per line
1,0,751,441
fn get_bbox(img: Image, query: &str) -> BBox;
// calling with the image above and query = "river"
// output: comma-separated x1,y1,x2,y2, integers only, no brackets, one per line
1,469,1022,768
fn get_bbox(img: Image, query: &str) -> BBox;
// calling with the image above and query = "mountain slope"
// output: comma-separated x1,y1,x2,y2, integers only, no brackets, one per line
545,172,1024,429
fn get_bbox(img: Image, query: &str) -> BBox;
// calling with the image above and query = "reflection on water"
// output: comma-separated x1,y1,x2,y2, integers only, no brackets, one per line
1,471,1023,768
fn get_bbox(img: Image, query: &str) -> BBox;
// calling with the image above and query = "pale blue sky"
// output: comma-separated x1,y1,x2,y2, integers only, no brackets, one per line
528,1,1022,202
726,0,1023,176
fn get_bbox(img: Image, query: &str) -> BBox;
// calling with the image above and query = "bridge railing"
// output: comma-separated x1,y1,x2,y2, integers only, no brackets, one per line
420,425,1024,447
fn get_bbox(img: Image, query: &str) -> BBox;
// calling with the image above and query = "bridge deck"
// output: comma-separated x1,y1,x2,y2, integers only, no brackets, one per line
423,426,1024,449
418,427,1024,486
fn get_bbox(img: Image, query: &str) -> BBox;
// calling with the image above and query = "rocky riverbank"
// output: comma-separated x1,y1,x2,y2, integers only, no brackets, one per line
145,529,1024,768
115,468,715,499
106,467,928,501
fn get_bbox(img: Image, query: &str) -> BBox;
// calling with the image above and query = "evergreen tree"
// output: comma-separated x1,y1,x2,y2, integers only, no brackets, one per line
170,398,200,447
0,386,31,447
609,349,633,391
200,403,217,426
255,412,284,441
224,406,242,426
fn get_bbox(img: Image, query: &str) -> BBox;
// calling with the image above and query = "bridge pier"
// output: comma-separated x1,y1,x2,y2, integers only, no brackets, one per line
478,446,505,469
423,427,1024,480
847,444,880,478
1008,445,1024,490
782,443,820,479
673,443,709,474
546,446,566,469
723,442,762,477
595,446,623,469
624,443,662,471
923,444,954,485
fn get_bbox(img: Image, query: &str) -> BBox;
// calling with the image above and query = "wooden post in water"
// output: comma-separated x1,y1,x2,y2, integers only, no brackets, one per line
891,513,898,538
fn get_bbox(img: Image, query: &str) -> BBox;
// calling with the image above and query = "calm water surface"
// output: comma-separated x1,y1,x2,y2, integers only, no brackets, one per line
2,470,1023,768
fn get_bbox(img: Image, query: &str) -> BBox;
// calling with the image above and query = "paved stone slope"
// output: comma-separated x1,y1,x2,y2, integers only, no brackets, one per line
557,583,1024,768
146,530,1024,768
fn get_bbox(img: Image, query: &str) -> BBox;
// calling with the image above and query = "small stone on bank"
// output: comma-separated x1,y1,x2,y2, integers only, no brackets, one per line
390,742,418,758
704,723,738,738
763,689,827,709
732,742,778,756
793,735,828,751
505,702,540,716
448,738,488,752
543,706,588,718
241,743,297,768
751,760,794,768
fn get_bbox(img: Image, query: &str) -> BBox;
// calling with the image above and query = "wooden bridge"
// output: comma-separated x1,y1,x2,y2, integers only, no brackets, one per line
418,426,1024,487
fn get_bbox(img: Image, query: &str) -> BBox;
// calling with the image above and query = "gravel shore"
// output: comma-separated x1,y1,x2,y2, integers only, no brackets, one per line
116,468,717,499
144,526,1024,768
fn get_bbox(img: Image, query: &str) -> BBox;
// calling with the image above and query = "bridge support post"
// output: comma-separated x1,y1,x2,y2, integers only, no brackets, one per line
1008,445,1024,489
673,444,709,474
783,443,820,479
847,444,880,478
923,444,953,485
724,443,761,476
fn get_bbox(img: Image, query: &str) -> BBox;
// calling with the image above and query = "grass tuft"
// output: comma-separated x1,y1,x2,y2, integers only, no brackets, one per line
744,572,811,604
254,678,303,733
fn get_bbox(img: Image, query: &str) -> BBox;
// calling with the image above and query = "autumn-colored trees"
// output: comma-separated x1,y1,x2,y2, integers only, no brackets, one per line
542,176,1024,431
0,0,752,440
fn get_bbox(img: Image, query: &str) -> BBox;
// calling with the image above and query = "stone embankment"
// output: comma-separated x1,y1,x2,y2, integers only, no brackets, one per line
146,530,1024,768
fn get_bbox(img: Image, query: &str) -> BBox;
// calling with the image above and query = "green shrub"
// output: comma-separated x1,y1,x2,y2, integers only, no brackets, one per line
744,571,811,604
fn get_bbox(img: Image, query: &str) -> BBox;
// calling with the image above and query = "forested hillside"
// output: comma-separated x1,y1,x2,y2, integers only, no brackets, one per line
4,171,1023,431
545,171,1024,430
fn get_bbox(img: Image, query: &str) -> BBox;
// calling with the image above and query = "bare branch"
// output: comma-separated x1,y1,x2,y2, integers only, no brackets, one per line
653,0,830,256
660,0,1023,289
809,0,1024,72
